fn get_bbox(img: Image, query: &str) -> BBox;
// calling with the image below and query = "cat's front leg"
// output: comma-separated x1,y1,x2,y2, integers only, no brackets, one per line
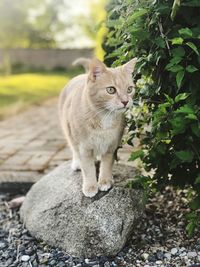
98,152,114,191
80,151,98,198
71,148,81,171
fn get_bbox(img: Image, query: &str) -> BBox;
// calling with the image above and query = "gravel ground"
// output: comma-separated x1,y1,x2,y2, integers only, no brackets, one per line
0,187,200,267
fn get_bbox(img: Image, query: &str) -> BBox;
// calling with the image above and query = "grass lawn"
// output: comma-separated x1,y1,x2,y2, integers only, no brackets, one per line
0,70,79,120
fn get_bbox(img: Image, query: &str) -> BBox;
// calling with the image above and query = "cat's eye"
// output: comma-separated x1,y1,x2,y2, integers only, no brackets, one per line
106,86,116,94
127,86,134,94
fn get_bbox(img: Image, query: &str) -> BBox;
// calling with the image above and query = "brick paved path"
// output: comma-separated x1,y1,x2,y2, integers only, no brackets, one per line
0,99,72,191
0,98,132,191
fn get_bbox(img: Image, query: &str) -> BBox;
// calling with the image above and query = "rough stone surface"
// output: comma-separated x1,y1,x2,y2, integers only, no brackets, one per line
20,161,144,258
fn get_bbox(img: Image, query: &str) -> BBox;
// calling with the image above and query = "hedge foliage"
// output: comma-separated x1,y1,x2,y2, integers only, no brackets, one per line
104,0,200,234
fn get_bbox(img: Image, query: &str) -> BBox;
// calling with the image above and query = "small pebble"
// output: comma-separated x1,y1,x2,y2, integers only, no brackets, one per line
188,251,197,258
141,253,149,260
196,245,200,251
104,262,110,267
180,252,187,257
25,248,34,255
155,260,163,265
49,259,57,265
156,251,164,260
21,255,30,262
171,248,178,255
41,252,51,258
148,255,156,262
57,262,66,267
164,253,171,259
19,245,26,252
180,247,186,252
0,242,7,250
6,258,13,266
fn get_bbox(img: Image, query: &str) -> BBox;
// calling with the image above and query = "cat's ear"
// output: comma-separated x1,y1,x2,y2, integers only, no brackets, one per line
88,58,107,82
123,57,137,74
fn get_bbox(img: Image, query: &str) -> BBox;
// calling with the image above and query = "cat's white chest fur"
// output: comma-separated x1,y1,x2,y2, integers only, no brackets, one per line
81,116,119,156
90,128,118,156
91,114,119,155
101,114,114,130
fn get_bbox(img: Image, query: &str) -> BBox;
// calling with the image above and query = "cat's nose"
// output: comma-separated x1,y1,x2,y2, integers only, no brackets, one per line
121,101,128,107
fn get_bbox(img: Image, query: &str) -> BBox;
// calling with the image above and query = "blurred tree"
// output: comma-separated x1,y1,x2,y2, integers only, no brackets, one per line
0,0,66,74
0,0,29,49
76,0,107,60
0,0,66,48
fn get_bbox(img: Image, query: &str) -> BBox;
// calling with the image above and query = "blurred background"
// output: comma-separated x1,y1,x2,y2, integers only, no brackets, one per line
0,0,106,119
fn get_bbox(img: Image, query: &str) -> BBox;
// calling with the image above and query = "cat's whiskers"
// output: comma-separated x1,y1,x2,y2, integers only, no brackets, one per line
83,107,109,128
84,107,106,119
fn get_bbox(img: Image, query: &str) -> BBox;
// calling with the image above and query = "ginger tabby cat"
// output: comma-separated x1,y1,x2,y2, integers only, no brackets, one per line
59,58,137,197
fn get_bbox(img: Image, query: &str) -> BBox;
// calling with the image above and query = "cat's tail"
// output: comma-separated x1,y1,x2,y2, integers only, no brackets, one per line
72,58,91,72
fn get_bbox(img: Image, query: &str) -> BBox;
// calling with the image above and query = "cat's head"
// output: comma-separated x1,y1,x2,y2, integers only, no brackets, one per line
86,58,137,112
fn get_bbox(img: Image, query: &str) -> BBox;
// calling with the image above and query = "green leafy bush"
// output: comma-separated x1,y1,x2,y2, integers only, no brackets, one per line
105,0,200,234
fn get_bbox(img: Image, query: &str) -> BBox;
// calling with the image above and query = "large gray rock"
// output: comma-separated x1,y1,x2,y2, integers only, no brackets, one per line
20,161,144,257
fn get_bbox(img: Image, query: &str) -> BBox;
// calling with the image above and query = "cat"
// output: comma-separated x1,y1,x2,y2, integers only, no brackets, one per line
59,57,137,197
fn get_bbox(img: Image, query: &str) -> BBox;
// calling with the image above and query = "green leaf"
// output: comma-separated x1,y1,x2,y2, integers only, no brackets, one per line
176,70,185,88
175,93,189,102
186,65,198,73
106,19,122,28
164,94,174,104
189,196,200,210
165,56,183,70
178,27,193,38
195,174,200,184
186,221,196,237
156,143,167,155
186,42,199,55
156,102,171,116
128,9,148,21
175,150,194,163
129,150,144,161
170,116,187,135
170,56,183,65
185,114,198,120
175,104,194,114
161,139,171,144
186,210,199,236
172,47,185,57
172,37,183,45
191,123,200,137
167,64,184,72
170,157,180,169
186,211,198,221
154,37,165,48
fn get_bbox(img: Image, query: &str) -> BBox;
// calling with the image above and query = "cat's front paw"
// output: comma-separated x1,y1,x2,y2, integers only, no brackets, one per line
82,183,98,198
98,178,114,192
71,160,81,171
